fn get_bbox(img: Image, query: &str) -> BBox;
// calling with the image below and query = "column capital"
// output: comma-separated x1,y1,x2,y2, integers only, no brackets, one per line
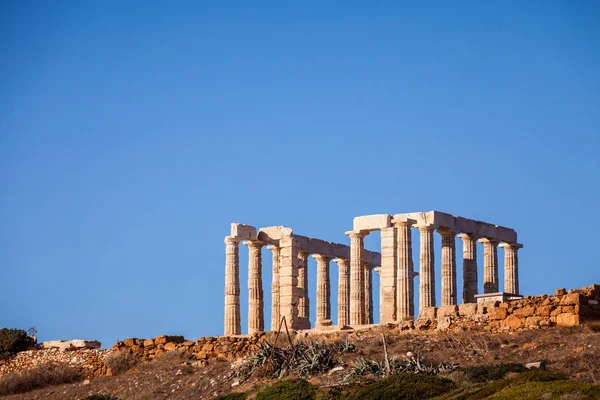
345,230,369,238
333,258,349,267
391,217,417,227
225,236,240,245
436,227,457,237
478,237,499,245
266,245,279,251
312,254,331,263
416,224,438,232
499,242,523,250
298,250,310,259
457,232,479,241
243,240,265,249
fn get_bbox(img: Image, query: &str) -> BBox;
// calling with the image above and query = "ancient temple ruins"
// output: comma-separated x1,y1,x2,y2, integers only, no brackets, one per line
223,211,522,335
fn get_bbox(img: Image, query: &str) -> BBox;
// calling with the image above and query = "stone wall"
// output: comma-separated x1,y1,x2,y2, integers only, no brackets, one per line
0,348,109,378
415,284,600,332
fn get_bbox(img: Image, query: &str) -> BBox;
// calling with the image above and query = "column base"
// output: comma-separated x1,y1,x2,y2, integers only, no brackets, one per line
315,319,333,329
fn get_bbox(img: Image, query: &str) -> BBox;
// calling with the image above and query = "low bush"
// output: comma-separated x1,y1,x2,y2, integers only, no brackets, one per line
0,328,34,360
586,321,600,333
81,395,118,400
457,363,528,383
0,362,83,396
255,379,316,400
346,373,456,400
212,393,247,400
104,351,140,375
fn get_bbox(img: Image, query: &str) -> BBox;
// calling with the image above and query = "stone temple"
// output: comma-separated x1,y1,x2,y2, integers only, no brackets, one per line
223,210,522,335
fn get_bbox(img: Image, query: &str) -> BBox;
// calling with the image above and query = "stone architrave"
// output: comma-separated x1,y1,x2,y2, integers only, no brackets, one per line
418,225,436,309
379,227,397,323
347,231,367,325
364,263,373,324
245,241,265,334
500,243,523,294
438,229,457,306
268,245,281,330
479,238,499,293
334,258,350,326
458,233,478,303
298,251,310,322
314,254,332,326
395,219,415,321
224,236,241,336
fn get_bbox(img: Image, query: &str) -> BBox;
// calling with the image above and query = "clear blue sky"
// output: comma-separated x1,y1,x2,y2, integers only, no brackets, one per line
1,1,598,347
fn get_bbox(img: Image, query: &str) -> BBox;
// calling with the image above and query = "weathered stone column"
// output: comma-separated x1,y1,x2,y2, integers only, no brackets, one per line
224,236,241,336
458,233,478,303
347,230,367,325
379,227,397,323
418,225,436,310
268,245,281,331
364,263,373,324
479,238,499,293
334,258,350,326
245,241,264,334
438,229,457,306
314,254,332,327
278,236,300,329
394,219,415,321
298,251,310,323
499,243,523,295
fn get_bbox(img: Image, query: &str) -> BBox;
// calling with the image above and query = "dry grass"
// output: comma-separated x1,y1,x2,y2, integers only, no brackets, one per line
104,351,140,375
0,362,83,396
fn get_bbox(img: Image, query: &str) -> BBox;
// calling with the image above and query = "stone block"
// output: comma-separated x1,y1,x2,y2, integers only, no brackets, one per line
231,223,257,241
458,303,478,316
560,293,584,305
478,301,499,315
497,226,517,243
418,307,437,321
42,340,101,351
501,315,523,329
489,308,508,320
556,313,580,326
454,217,477,234
155,335,185,345
164,342,177,351
512,306,535,318
555,288,567,296
525,316,543,327
535,305,553,317
476,222,498,239
437,305,459,318
353,214,391,231
143,339,155,348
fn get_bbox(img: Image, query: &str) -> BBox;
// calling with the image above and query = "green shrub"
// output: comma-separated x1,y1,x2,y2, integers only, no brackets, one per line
0,362,83,395
212,393,247,400
346,373,456,400
0,328,34,360
486,380,600,400
255,379,316,400
457,363,528,383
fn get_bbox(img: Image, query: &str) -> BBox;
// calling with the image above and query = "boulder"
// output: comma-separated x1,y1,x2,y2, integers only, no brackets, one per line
42,340,101,351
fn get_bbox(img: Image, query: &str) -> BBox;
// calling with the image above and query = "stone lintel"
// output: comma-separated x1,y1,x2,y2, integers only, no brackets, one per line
231,223,257,241
391,216,417,226
477,237,499,245
353,214,392,232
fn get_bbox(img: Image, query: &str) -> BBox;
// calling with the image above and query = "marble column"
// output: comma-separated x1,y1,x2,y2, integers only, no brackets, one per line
500,243,523,295
364,263,373,324
334,258,350,326
348,231,367,325
298,251,310,322
379,227,397,323
268,245,281,331
458,233,478,303
245,241,264,334
224,236,241,336
278,236,300,329
395,220,415,321
479,238,499,293
418,225,436,310
438,229,457,306
314,254,332,327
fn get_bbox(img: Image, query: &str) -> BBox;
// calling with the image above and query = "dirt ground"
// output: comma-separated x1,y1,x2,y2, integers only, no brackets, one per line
3,324,599,400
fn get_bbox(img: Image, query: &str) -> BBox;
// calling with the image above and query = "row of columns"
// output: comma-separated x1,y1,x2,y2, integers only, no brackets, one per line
348,222,522,325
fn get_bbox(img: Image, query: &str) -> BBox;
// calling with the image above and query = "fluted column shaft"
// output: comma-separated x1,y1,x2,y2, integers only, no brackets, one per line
314,254,332,325
379,227,397,323
438,229,457,306
500,243,522,295
458,234,478,303
245,241,264,334
298,251,310,321
278,236,300,329
348,231,367,325
364,264,373,324
335,258,350,326
418,225,436,310
268,245,281,331
395,221,415,321
480,238,499,293
224,236,241,335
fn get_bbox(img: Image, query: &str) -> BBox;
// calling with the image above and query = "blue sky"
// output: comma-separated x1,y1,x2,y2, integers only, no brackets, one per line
1,1,598,346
